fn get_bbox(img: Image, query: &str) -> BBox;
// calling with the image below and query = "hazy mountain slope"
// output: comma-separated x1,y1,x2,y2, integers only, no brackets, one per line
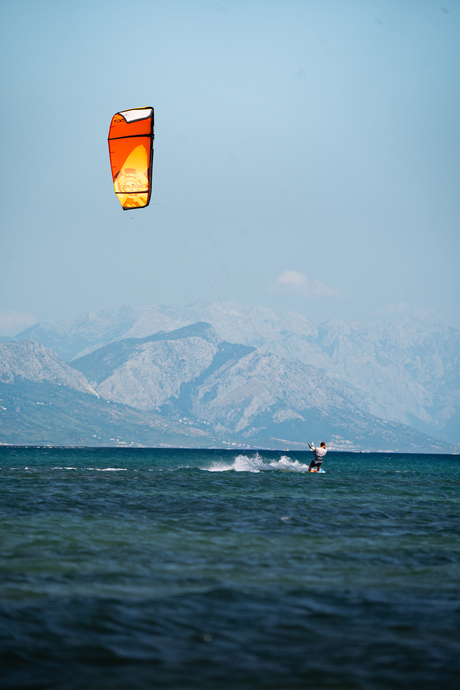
0,340,96,395
14,303,314,361
15,306,188,361
159,343,456,453
0,339,217,447
70,324,454,453
72,322,253,410
0,379,214,447
311,317,460,443
15,302,460,444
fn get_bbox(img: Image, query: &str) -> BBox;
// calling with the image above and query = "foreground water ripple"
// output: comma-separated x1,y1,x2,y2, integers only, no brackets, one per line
0,446,459,689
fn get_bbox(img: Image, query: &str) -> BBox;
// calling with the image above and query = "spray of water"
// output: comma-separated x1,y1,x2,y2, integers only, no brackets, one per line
204,453,310,473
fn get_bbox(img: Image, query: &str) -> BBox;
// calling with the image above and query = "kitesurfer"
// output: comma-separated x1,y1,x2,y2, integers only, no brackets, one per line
308,442,327,472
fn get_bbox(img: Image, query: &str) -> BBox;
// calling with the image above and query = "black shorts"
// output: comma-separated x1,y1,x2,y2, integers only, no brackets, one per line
310,459,323,469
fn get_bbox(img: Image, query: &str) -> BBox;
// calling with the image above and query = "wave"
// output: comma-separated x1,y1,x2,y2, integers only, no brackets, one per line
93,468,127,471
204,453,310,473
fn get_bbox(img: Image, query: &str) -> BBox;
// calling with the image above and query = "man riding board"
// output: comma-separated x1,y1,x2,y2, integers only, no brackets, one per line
308,442,327,472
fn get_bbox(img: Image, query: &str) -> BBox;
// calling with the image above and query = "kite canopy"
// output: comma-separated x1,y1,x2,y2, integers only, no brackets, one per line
108,107,154,210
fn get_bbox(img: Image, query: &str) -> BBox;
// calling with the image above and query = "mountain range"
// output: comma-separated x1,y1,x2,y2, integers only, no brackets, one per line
13,301,460,446
1,313,457,452
0,340,214,448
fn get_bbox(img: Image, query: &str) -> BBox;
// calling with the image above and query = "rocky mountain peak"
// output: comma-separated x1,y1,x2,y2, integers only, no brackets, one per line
0,339,96,395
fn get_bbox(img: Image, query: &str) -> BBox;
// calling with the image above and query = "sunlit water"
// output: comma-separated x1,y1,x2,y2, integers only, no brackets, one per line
1,446,459,689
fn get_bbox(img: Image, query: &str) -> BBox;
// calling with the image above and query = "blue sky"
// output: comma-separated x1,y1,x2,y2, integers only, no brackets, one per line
0,0,459,334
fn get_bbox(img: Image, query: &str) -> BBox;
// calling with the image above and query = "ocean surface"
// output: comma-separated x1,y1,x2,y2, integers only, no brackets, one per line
0,447,459,689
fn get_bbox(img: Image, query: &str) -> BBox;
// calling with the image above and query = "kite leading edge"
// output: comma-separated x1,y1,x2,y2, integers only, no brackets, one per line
108,107,154,210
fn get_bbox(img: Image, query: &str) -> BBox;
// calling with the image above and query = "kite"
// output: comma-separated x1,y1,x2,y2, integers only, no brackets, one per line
108,107,154,210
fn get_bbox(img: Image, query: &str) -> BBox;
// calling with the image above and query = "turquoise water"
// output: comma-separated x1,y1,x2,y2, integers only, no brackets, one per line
1,447,459,689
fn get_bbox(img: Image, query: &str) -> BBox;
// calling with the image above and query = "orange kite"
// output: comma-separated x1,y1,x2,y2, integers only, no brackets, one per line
108,107,154,210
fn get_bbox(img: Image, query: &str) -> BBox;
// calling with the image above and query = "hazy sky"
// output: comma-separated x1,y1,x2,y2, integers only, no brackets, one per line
1,0,459,335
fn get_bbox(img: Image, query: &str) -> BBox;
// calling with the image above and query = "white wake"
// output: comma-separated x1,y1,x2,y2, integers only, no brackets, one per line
204,453,309,473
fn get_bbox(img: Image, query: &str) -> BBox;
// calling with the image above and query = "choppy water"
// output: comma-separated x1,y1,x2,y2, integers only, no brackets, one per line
1,446,459,689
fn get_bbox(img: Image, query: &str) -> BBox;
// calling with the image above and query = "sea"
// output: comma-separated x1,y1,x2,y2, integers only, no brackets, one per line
0,446,459,690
